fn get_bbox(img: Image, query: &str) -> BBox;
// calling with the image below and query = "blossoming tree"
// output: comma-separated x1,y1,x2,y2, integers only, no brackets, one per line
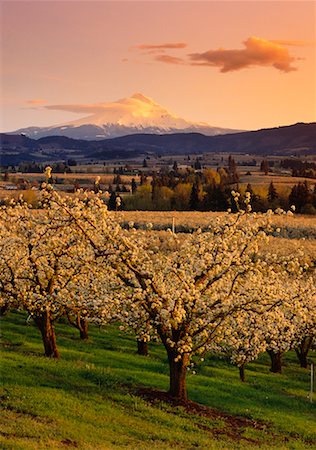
218,266,297,380
0,186,121,358
292,268,316,368
109,207,303,400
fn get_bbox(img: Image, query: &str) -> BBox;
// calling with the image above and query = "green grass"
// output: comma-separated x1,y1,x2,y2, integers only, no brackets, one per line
0,312,315,449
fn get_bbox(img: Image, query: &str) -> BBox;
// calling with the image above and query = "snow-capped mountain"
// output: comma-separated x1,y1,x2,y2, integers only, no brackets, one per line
13,93,241,140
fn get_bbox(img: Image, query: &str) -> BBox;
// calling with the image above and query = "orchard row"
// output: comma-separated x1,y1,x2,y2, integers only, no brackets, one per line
1,177,315,401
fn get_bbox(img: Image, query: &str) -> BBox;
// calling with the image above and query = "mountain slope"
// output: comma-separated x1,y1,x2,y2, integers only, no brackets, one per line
1,122,315,165
12,93,240,140
91,122,316,157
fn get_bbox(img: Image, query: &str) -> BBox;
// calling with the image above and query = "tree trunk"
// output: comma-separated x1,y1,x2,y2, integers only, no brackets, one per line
0,304,9,316
267,350,282,373
167,348,189,400
137,339,148,356
66,312,89,340
295,336,313,368
77,316,89,340
239,364,245,382
34,311,59,358
296,351,308,369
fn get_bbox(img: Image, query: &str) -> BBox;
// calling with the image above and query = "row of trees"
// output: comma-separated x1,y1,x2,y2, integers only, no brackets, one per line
280,159,316,179
126,170,316,214
0,178,315,401
288,181,316,213
124,166,243,211
78,169,316,214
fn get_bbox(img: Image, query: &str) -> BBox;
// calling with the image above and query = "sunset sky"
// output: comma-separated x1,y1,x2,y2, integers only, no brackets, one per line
1,1,315,132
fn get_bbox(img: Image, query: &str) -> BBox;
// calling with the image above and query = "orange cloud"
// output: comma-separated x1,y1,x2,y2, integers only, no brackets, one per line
45,104,100,113
188,37,297,72
26,99,46,105
155,54,185,65
271,39,314,47
136,36,300,73
136,42,187,50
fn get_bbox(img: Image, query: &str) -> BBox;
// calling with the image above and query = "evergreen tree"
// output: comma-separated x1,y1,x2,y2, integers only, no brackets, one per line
189,183,200,210
131,178,137,194
151,177,158,205
139,173,147,185
267,182,278,203
202,182,215,211
93,182,100,193
113,174,122,184
108,192,117,211
245,183,254,196
194,158,202,170
172,161,178,173
245,184,263,212
214,186,229,211
203,184,229,211
227,155,239,183
260,159,269,175
289,181,310,212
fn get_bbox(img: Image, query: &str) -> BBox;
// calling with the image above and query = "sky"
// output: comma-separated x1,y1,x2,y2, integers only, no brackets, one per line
1,1,315,132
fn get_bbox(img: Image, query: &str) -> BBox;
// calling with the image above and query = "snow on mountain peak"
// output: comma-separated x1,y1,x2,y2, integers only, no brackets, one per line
13,93,242,140
62,93,184,128
130,93,156,104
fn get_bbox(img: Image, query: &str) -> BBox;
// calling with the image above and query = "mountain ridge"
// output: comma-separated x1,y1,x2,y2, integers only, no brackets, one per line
1,122,315,165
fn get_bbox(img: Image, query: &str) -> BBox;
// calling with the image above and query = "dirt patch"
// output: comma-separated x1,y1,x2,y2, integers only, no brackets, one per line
61,438,78,447
136,387,271,445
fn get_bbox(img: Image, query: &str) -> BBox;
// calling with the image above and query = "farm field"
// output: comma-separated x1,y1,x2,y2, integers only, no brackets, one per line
117,211,316,241
1,311,315,450
117,210,316,230
1,169,315,196
1,167,315,217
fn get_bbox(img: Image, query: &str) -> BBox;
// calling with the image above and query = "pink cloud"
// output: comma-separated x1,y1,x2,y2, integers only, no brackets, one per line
45,104,99,113
135,36,300,73
26,99,47,105
155,54,185,65
271,39,314,47
188,37,298,73
136,42,187,51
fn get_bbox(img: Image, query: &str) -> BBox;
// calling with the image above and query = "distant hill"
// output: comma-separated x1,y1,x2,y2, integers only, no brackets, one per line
1,122,315,165
91,122,315,158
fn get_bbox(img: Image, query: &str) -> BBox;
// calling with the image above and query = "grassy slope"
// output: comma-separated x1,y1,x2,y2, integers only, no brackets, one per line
0,312,315,450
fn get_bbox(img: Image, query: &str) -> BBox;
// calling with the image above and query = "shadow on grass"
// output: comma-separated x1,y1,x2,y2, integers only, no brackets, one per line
1,310,316,447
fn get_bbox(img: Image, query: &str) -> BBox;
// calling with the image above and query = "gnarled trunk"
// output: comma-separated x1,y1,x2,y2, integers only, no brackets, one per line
295,336,313,368
166,348,189,400
67,312,89,340
239,364,245,382
267,350,282,373
137,339,148,356
34,311,59,358
78,316,89,340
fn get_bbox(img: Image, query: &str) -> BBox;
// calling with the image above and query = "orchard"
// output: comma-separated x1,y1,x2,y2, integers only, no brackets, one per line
0,176,315,404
